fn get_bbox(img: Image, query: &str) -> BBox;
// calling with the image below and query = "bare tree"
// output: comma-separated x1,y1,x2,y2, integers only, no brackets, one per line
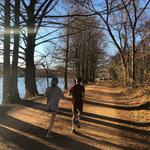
20,0,56,97
121,0,150,85
85,0,150,86
61,6,106,83
2,0,11,104
11,0,21,103
135,19,150,85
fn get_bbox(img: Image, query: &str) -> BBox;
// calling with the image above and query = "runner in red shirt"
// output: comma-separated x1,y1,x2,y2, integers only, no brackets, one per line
70,77,85,133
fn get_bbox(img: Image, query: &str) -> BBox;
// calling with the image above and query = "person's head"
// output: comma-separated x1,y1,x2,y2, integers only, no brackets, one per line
73,79,76,85
77,77,82,84
51,77,58,87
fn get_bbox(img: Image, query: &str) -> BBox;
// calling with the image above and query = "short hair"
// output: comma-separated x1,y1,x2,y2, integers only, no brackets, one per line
77,77,82,83
51,77,58,85
73,79,76,84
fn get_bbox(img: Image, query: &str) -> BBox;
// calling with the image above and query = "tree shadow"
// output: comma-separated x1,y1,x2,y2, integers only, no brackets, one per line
58,110,150,149
0,124,55,150
20,100,150,128
0,105,13,114
59,107,150,127
64,97,150,110
0,114,100,150
19,101,150,145
58,115,150,149
74,131,136,150
84,89,124,97
58,108,150,136
1,101,150,150
83,99,150,110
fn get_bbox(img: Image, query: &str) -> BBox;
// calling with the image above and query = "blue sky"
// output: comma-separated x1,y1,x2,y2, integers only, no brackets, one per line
0,0,150,66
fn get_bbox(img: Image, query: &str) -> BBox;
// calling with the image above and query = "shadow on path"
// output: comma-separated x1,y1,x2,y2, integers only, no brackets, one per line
0,124,55,150
0,114,99,150
58,108,150,136
18,100,150,149
1,100,149,150
74,132,136,150
20,100,150,128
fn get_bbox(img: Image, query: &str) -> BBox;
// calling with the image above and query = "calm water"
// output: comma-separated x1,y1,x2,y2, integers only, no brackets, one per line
0,77,65,104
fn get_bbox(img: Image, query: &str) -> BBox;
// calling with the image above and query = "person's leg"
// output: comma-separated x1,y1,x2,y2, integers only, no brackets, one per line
71,114,76,130
48,111,57,133
77,103,83,128
71,105,77,132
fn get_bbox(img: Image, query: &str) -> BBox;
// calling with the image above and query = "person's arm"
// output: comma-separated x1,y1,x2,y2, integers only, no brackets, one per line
60,89,65,99
62,92,65,99
69,86,73,96
70,86,74,103
44,88,48,104
69,89,72,96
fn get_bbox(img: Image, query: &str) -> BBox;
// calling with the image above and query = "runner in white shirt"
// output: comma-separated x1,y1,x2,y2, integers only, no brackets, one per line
44,77,64,138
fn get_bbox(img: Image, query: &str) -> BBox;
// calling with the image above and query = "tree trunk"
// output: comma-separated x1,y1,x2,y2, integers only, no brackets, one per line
25,1,38,98
92,63,96,82
75,47,80,77
25,38,38,97
122,62,128,87
81,58,85,82
132,50,136,85
85,58,89,83
64,33,69,90
118,51,129,86
89,62,93,82
131,30,136,86
2,0,11,105
11,0,21,103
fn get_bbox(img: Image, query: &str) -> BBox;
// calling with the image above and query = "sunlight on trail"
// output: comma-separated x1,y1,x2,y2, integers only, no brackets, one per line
0,85,149,150
0,124,60,150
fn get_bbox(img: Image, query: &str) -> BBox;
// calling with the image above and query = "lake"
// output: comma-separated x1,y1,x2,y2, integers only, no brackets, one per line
0,77,65,104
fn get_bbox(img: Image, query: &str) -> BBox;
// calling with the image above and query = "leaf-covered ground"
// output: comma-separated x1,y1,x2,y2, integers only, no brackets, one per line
0,85,149,150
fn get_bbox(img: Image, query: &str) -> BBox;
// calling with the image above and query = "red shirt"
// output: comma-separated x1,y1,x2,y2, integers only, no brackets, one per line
70,84,85,105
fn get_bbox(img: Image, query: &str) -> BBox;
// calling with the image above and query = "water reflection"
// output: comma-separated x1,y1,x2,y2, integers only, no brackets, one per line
0,77,64,104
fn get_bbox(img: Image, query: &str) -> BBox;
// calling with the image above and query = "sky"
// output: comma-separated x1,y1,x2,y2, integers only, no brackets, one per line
35,0,150,59
0,0,150,66
34,0,118,64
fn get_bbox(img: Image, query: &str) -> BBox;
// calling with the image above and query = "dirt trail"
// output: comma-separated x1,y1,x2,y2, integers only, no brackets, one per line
0,85,149,150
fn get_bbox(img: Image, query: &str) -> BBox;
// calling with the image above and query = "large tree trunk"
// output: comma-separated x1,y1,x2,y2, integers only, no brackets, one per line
122,62,128,86
64,33,69,90
91,62,96,82
2,0,11,105
118,51,129,86
131,50,136,85
25,1,38,98
85,58,89,83
11,0,21,103
81,56,85,82
89,61,93,82
75,47,80,77
25,36,38,97
131,30,136,86
91,66,94,82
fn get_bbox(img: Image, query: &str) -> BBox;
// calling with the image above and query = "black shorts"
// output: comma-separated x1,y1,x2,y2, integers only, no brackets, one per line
47,108,56,113
72,103,83,115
